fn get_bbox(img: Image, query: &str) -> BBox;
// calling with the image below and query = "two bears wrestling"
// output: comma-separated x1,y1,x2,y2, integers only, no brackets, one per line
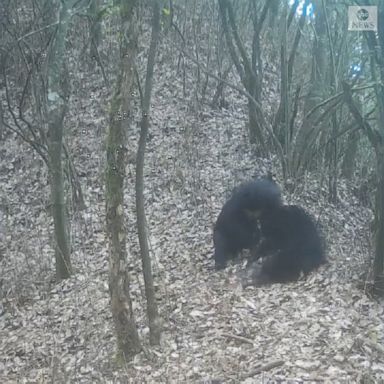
213,178,325,285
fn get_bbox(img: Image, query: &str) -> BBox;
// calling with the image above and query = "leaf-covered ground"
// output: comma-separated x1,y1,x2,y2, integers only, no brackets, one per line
0,49,382,383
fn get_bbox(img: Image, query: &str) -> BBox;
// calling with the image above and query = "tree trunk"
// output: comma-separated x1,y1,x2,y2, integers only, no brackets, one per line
46,0,75,280
135,0,162,346
0,101,3,141
341,128,359,179
89,0,102,65
89,0,108,86
106,0,141,360
48,131,72,280
373,152,384,295
293,0,327,176
218,0,268,151
247,95,264,147
367,5,384,296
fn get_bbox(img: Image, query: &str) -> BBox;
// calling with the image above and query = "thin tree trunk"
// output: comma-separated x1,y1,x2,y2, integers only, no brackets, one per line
0,101,3,141
218,0,269,151
341,127,359,179
364,5,384,295
106,0,141,360
47,0,75,280
136,0,162,346
373,153,384,294
293,0,326,177
49,133,71,279
89,0,102,65
342,77,384,296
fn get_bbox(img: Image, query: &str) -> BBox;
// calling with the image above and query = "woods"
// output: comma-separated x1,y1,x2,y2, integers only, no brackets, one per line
0,0,384,382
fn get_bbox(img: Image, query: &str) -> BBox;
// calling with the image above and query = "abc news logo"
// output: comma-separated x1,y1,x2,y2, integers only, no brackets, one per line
348,6,377,31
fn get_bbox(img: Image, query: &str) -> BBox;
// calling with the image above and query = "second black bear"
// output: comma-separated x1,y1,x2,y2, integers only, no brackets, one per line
254,205,325,283
213,178,282,270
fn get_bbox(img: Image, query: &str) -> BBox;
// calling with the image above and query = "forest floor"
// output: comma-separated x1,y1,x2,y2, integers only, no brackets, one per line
0,54,383,383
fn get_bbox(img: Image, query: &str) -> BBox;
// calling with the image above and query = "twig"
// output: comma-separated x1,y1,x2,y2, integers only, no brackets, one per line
242,360,284,379
221,332,254,345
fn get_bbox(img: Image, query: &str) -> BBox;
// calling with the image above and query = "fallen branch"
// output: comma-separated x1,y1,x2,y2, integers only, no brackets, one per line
221,332,254,345
242,360,284,379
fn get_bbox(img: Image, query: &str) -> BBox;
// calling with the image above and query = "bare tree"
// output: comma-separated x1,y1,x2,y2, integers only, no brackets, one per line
106,0,141,359
46,0,74,279
360,5,384,295
218,0,273,149
343,68,384,296
0,0,89,279
136,0,162,346
89,0,102,66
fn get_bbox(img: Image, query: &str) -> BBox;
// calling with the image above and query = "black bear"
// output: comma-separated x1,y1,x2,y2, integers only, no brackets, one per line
253,205,325,284
213,178,282,270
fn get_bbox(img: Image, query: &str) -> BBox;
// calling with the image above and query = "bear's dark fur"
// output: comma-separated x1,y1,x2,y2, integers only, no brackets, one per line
254,205,325,283
213,179,282,270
